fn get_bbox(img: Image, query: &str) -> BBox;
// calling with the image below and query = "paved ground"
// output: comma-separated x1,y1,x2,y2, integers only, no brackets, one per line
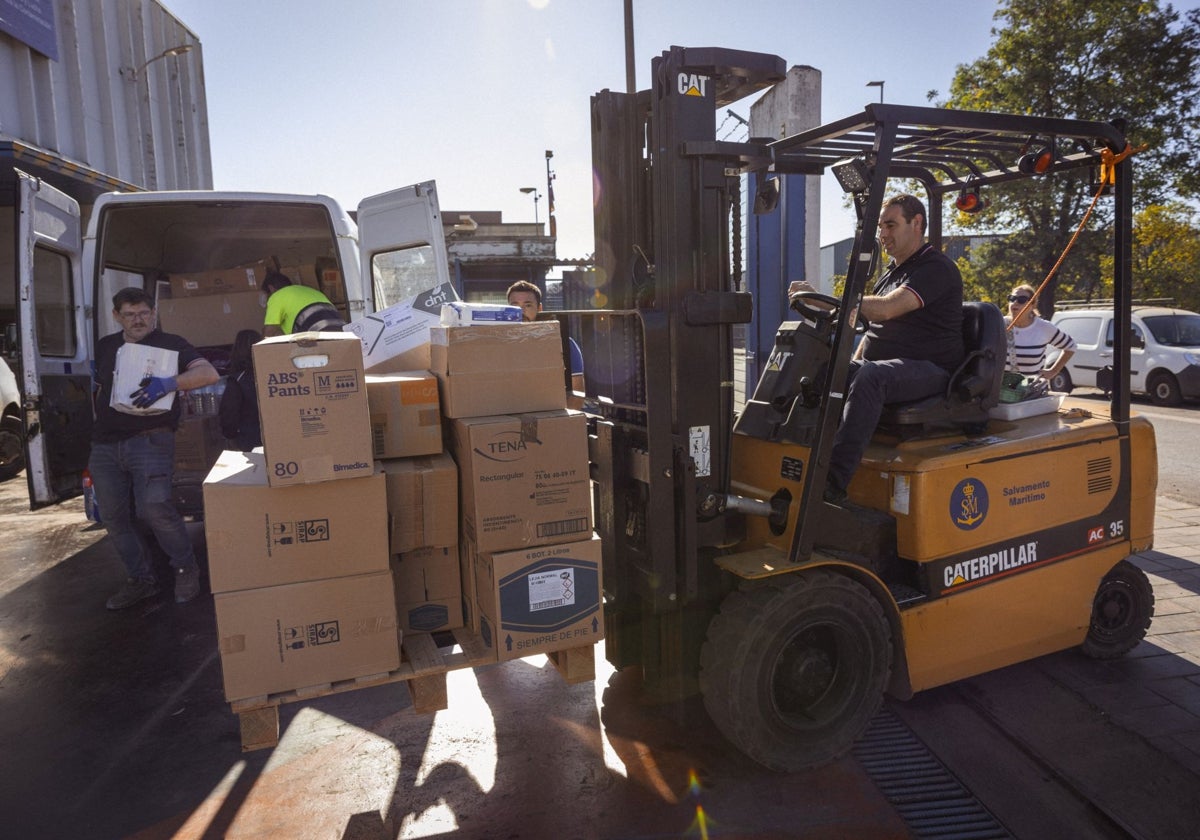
1,472,1198,839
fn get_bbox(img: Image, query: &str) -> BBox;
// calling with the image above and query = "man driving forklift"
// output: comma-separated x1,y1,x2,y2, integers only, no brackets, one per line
791,193,963,503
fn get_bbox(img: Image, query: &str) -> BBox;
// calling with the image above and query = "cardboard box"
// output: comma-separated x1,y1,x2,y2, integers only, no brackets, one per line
175,414,226,472
157,291,266,348
452,410,591,553
345,281,458,373
439,302,522,325
203,450,389,593
170,261,268,298
378,453,458,554
253,332,373,487
430,322,566,418
473,534,604,662
459,532,480,634
110,342,178,414
392,545,464,633
214,571,400,701
366,372,442,459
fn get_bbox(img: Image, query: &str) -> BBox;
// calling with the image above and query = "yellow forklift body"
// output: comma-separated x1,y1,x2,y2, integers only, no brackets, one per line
728,398,1158,693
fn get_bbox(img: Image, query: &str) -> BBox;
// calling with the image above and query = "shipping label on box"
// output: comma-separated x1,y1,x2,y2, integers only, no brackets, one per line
452,410,591,553
473,534,603,662
214,571,400,701
253,332,373,487
392,545,463,633
203,450,388,592
366,372,442,459
110,342,178,415
169,260,269,298
378,452,458,554
439,302,522,325
345,282,458,373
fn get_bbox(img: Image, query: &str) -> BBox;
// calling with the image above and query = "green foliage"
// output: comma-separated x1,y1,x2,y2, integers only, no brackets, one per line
935,0,1200,314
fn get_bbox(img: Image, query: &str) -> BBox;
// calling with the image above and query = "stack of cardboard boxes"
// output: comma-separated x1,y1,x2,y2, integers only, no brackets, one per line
204,333,399,701
432,319,604,663
203,301,603,702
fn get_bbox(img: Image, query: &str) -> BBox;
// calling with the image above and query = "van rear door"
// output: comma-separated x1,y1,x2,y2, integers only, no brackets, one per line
356,181,452,308
16,170,89,509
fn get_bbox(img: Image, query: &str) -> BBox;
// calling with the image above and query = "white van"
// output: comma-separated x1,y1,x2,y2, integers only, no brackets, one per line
14,171,450,513
1050,304,1200,406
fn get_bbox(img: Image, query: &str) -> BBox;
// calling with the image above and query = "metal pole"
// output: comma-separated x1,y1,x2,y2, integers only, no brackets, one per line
624,0,636,94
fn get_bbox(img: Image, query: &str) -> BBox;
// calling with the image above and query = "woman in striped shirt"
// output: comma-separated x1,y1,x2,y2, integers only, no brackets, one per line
1005,284,1076,386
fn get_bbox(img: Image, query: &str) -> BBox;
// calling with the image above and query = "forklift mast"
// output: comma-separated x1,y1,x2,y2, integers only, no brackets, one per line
583,46,784,689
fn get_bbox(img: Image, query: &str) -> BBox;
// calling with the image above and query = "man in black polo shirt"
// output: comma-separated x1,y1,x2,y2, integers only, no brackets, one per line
90,287,219,609
794,194,963,502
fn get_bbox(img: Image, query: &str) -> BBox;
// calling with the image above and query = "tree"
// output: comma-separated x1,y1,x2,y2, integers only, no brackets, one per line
1099,203,1200,309
936,0,1200,314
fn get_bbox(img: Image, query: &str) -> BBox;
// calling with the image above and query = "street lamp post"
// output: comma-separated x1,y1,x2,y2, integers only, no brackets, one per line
122,43,195,82
519,186,541,225
866,80,885,103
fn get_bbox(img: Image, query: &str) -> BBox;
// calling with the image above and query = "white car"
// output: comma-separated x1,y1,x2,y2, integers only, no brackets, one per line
1050,305,1200,406
0,355,24,481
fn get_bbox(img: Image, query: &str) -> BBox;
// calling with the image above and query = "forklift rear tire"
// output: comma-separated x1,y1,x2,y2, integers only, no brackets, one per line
699,570,892,772
1081,560,1154,660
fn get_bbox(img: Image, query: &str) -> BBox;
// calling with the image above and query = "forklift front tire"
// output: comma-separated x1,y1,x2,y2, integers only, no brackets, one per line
699,570,892,772
1081,560,1154,660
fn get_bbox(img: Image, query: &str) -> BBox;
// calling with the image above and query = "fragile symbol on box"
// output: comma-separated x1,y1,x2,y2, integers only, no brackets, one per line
271,521,296,546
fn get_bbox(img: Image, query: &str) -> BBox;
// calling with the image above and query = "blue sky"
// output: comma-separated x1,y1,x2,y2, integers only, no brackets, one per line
160,0,1195,271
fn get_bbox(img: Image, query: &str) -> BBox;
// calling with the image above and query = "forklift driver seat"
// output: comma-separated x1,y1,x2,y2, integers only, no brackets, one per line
878,301,1006,435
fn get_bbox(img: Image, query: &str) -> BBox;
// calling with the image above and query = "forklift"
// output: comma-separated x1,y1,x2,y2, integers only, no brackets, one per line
564,47,1157,772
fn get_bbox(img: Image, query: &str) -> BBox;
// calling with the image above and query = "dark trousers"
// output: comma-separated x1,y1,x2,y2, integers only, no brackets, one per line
827,358,949,489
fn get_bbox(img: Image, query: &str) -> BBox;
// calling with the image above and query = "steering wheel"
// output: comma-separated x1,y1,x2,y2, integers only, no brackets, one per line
789,290,841,323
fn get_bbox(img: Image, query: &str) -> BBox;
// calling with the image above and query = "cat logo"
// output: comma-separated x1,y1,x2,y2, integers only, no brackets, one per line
678,72,710,97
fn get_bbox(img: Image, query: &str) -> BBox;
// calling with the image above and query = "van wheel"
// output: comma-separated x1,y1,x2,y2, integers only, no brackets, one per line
0,415,25,482
1081,561,1154,660
699,571,892,771
1147,371,1182,407
1049,369,1072,393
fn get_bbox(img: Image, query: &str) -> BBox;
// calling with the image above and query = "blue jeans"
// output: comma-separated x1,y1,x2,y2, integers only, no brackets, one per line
88,430,198,582
827,358,950,489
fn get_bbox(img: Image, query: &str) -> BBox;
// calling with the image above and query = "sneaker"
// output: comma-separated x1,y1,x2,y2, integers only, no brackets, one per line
822,480,848,505
106,577,159,610
174,566,201,604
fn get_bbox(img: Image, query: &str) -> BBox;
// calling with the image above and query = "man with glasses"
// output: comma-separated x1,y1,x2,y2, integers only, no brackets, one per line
90,287,219,609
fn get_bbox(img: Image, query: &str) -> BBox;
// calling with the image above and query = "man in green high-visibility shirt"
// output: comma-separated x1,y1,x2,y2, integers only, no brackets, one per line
261,271,345,336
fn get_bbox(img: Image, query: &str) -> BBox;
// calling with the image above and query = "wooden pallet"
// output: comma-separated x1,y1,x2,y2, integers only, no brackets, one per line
229,627,596,751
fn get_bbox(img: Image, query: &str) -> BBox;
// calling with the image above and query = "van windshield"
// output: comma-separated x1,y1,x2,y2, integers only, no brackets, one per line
1142,314,1200,347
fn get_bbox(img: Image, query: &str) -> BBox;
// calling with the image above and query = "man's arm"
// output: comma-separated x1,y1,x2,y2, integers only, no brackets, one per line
859,286,921,322
178,358,219,390
263,324,283,338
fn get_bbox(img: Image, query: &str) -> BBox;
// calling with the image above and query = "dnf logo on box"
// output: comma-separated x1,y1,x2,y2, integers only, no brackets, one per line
315,369,360,396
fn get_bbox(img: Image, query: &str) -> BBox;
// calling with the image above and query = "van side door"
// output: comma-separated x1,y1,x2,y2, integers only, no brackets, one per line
16,170,89,508
356,181,453,308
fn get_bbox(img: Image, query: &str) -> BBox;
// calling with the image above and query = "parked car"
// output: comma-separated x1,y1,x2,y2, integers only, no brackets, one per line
1050,304,1200,406
0,355,24,481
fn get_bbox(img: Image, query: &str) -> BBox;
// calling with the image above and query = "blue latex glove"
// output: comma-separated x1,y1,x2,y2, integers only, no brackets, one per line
131,375,177,408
